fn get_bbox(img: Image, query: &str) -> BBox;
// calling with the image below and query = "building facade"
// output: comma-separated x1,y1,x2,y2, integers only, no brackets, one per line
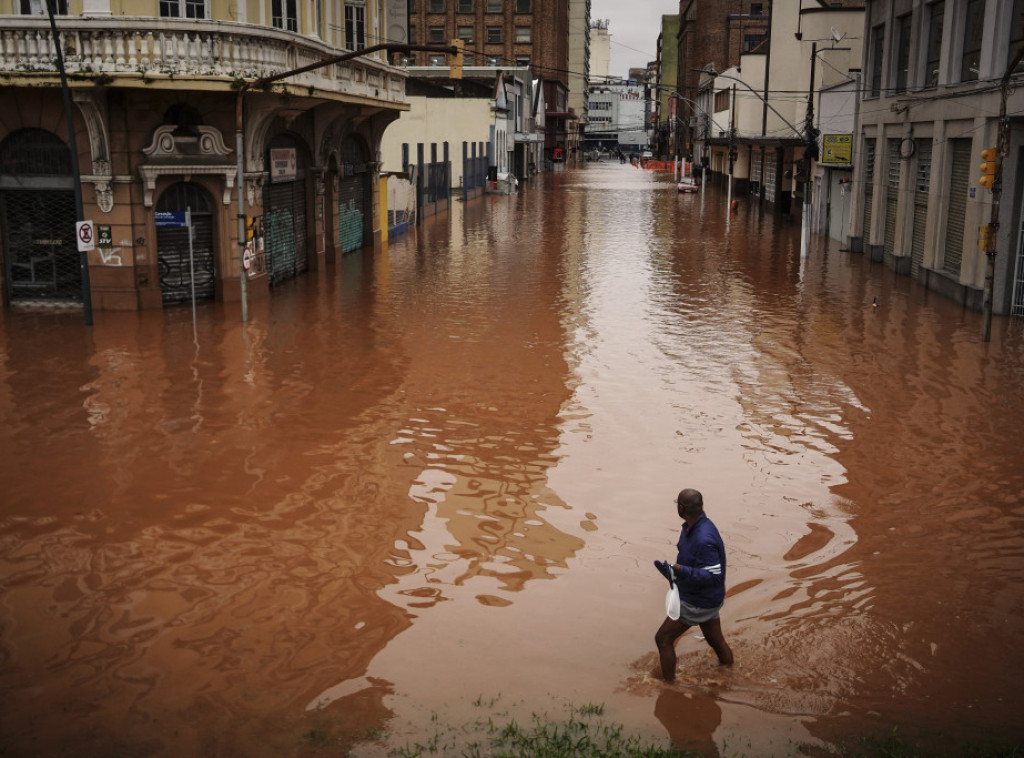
854,0,1024,316
0,0,408,312
675,0,770,162
584,79,648,154
407,0,575,164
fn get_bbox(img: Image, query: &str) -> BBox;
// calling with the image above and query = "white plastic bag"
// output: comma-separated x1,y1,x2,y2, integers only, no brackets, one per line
665,583,681,620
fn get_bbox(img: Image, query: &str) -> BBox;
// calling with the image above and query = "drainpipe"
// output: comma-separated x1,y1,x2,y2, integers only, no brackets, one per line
46,0,93,325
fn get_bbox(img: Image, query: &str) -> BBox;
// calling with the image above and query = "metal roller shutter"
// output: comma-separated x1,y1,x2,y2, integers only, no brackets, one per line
911,140,932,278
884,138,900,257
337,173,366,254
863,139,876,245
943,139,971,276
263,172,307,285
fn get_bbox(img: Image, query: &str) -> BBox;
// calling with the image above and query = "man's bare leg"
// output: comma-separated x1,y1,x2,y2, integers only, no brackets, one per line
654,617,691,681
698,617,733,666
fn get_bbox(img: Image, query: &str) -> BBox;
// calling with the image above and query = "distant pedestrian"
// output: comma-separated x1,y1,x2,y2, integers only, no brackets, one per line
653,488,733,681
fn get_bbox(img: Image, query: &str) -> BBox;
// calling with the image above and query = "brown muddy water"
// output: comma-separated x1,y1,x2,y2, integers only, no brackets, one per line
2,163,1023,757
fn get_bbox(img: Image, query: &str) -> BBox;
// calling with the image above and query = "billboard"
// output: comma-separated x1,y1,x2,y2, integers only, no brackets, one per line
820,134,853,164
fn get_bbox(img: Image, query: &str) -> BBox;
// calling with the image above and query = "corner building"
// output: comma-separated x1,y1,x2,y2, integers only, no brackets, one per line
0,0,408,311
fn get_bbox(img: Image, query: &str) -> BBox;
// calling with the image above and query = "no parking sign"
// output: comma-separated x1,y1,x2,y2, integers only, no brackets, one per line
76,221,95,251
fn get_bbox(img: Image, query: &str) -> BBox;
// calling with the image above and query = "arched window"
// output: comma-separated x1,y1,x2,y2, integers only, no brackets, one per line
0,128,71,177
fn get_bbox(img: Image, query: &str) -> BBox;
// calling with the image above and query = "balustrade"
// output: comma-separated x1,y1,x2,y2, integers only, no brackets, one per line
0,17,404,102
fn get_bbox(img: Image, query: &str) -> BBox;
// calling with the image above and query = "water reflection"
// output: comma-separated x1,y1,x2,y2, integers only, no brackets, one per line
1,162,1023,755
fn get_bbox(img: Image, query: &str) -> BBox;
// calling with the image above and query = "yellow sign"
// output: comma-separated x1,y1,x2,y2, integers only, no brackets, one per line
821,134,853,164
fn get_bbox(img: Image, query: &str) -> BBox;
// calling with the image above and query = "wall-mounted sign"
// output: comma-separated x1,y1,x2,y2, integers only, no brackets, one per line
155,211,187,228
821,134,853,164
270,148,297,182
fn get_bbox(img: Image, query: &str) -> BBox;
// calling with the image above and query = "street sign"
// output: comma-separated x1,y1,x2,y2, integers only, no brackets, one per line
155,211,187,228
242,243,253,271
97,225,113,247
76,221,95,252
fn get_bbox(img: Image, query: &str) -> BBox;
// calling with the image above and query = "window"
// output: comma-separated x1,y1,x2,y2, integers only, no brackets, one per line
272,0,298,31
750,2,763,15
486,55,500,65
159,0,206,18
345,3,366,50
458,0,473,11
429,54,446,66
20,0,68,12
486,0,501,11
743,34,765,52
487,26,502,43
409,24,417,43
409,0,415,9
1012,0,1024,72
457,25,473,42
895,15,911,91
925,2,944,87
429,0,444,11
429,26,446,43
869,24,885,96
516,0,530,11
961,0,984,81
515,25,531,43
515,55,529,66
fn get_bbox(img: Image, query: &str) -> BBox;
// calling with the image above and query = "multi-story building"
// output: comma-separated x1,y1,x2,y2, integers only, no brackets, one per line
674,0,770,162
691,0,862,215
584,78,647,155
407,0,574,164
653,15,680,160
854,0,1024,317
589,19,611,80
566,0,591,162
0,0,409,312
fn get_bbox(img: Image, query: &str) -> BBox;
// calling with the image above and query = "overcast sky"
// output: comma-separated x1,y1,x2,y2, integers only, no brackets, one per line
589,0,677,78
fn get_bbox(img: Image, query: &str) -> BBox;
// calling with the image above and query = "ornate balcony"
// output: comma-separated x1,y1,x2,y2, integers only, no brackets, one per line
0,16,407,105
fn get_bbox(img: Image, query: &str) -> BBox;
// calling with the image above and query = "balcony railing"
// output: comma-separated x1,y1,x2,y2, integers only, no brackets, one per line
0,16,406,104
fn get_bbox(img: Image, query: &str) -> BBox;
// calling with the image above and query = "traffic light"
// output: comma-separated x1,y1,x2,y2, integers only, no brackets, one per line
449,39,464,80
979,147,998,189
978,223,993,252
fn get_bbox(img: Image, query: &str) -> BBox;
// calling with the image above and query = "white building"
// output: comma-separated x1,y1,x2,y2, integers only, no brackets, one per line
585,80,649,153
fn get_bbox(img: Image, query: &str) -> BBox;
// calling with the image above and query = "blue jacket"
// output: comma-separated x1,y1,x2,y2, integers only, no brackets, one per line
674,513,727,609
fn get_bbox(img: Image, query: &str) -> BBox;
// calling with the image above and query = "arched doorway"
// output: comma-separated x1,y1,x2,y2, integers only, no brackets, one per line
155,183,215,304
0,128,80,302
263,134,309,285
337,135,371,254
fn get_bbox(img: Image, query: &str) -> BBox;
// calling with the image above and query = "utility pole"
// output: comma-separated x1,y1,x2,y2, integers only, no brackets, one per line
728,84,737,209
981,46,1024,342
801,42,819,259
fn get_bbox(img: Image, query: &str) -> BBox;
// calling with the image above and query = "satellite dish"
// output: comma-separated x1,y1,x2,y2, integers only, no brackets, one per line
830,27,845,43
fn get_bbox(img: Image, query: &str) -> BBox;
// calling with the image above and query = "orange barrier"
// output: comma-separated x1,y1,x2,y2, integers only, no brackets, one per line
640,160,681,172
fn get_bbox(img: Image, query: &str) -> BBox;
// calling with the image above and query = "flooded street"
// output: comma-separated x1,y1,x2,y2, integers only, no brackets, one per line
2,163,1023,756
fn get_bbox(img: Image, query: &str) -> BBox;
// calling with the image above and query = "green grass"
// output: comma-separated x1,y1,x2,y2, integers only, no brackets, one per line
378,705,1022,758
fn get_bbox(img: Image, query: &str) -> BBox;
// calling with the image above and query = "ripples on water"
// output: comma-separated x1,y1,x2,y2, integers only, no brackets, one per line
1,163,1023,755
